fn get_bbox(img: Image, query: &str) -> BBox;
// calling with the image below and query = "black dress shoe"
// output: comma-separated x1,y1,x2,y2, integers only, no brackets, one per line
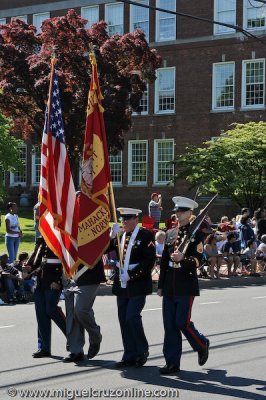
198,339,210,366
135,351,149,367
159,364,180,375
87,335,102,359
63,353,84,363
32,350,51,358
115,359,136,368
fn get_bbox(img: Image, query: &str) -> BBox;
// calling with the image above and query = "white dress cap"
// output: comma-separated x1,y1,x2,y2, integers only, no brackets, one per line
117,207,142,216
172,196,198,211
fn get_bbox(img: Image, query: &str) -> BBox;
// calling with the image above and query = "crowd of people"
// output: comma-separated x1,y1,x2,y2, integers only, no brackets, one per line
0,196,265,375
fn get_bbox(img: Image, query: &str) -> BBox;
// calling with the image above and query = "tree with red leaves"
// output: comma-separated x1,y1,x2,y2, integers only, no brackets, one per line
0,10,161,174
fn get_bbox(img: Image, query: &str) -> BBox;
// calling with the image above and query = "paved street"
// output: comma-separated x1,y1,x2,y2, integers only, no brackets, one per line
0,282,266,400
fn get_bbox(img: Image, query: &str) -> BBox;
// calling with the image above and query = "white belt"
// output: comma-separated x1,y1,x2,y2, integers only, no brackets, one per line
42,258,61,264
116,262,138,270
169,261,181,269
128,263,138,271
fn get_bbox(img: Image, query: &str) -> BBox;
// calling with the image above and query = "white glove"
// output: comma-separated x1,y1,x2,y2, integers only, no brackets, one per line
110,223,121,239
120,269,130,283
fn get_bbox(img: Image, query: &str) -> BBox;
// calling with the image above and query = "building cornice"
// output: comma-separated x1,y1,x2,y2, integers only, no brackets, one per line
0,0,113,18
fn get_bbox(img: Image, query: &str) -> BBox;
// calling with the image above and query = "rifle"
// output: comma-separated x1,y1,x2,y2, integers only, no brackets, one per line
176,194,218,255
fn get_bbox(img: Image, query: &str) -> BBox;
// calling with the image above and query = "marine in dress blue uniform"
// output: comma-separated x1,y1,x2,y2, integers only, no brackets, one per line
31,238,66,358
158,197,210,375
110,208,156,368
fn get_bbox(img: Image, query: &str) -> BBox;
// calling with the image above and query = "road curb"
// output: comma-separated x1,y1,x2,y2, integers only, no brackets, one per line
98,275,266,295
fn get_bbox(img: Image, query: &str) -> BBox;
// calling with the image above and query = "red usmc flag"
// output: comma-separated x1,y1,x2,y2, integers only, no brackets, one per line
76,53,111,270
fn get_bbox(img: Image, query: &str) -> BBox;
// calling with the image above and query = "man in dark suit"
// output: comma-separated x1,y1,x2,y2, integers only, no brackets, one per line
158,196,209,375
110,207,156,368
30,238,67,358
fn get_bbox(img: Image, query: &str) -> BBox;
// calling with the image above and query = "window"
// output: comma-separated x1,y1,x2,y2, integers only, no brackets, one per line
128,141,147,185
105,3,124,36
81,6,99,28
109,152,122,185
10,145,27,186
33,12,50,34
0,18,6,25
214,0,236,34
156,0,176,42
244,0,266,30
242,59,265,108
32,152,41,186
154,140,174,184
155,67,175,114
12,16,28,23
212,62,235,110
133,87,149,115
130,0,149,41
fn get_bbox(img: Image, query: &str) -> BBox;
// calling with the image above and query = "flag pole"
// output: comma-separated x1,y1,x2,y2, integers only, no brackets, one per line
109,181,123,268
47,48,57,128
88,47,124,268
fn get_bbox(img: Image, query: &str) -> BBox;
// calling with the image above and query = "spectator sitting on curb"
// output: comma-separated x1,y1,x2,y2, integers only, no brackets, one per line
0,253,25,302
220,233,241,277
12,252,36,294
240,239,258,276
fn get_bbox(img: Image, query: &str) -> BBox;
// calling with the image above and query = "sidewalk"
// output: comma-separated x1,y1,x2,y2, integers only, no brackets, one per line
99,273,266,295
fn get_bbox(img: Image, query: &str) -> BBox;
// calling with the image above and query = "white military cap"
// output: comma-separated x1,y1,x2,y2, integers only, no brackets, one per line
117,207,142,218
172,196,198,211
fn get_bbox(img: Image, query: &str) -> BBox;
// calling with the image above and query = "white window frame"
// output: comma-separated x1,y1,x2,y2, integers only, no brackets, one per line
212,62,235,111
109,152,122,186
154,67,175,114
132,86,149,115
213,0,236,35
154,139,174,184
130,0,149,41
10,144,27,187
33,12,50,34
156,0,176,42
241,58,265,109
0,18,7,25
105,2,124,36
11,16,28,23
244,0,266,31
31,152,41,186
128,140,148,186
81,5,99,28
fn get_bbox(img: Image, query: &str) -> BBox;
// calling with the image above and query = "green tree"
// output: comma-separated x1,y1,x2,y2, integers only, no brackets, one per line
0,113,22,200
172,122,266,211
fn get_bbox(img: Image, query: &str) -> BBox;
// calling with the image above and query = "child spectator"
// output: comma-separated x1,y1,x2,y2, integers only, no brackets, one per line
204,234,224,279
241,239,257,275
238,214,255,250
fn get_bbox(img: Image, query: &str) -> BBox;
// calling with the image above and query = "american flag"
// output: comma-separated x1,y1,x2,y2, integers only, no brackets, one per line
38,61,78,276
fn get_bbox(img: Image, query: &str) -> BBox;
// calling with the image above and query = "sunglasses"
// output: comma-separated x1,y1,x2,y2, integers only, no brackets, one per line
175,208,191,213
121,215,137,221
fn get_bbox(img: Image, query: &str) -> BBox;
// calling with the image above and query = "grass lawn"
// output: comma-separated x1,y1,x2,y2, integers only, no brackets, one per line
0,209,35,255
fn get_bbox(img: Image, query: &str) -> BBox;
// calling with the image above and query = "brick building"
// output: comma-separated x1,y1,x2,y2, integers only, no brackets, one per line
1,1,266,220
